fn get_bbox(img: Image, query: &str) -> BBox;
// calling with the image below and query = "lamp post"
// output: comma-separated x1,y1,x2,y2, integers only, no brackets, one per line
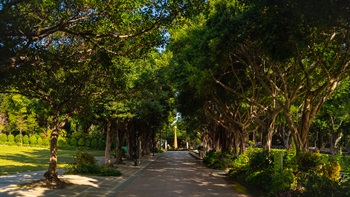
174,125,178,150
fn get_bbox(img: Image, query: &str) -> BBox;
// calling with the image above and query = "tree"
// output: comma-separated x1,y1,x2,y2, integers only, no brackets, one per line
168,0,350,155
312,79,350,153
229,0,350,152
0,0,204,184
1,94,39,143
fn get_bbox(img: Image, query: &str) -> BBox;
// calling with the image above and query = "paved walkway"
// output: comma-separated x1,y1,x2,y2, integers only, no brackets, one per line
115,151,248,197
0,151,251,197
0,155,158,197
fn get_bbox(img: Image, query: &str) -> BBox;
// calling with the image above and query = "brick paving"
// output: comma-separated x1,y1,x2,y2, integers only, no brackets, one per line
114,151,249,197
0,152,251,197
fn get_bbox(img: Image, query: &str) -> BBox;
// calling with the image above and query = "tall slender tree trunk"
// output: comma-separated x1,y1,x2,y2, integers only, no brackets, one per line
263,114,278,153
20,129,23,146
115,123,125,164
104,119,112,166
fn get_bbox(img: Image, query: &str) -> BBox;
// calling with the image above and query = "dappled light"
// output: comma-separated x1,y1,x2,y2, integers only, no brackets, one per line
115,152,249,197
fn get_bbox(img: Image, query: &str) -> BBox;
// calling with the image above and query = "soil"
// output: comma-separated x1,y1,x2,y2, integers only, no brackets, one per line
19,178,73,189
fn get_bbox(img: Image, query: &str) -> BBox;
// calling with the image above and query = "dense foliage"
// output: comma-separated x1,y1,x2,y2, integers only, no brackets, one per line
2,0,350,193
65,151,121,176
202,149,350,196
0,0,204,182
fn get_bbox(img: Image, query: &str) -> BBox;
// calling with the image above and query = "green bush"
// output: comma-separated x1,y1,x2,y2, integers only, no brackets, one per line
58,138,67,147
297,172,346,197
90,138,98,149
70,138,77,146
23,135,29,144
229,149,350,196
29,135,37,145
99,167,122,176
0,133,7,143
271,169,296,193
231,151,250,171
323,157,341,181
295,151,325,173
203,150,219,167
15,134,22,144
7,134,15,144
153,147,166,153
65,151,121,176
203,150,233,169
66,151,99,174
246,169,273,191
71,131,82,139
42,137,50,146
249,150,273,171
84,138,91,148
37,137,43,146
98,138,105,150
77,138,85,147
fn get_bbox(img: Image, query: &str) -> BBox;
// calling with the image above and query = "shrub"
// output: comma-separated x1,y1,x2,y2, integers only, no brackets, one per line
298,172,345,197
42,137,50,146
98,138,105,150
70,138,77,146
29,135,37,145
203,150,233,169
71,131,82,139
90,138,98,149
203,150,219,167
23,135,29,144
246,169,273,192
65,151,121,176
77,137,85,147
66,151,99,174
99,167,122,176
37,137,43,146
58,138,67,147
153,147,166,153
295,151,325,173
15,134,22,144
271,169,296,193
7,134,15,144
249,150,273,171
84,138,91,148
0,133,7,143
231,150,250,171
323,157,341,181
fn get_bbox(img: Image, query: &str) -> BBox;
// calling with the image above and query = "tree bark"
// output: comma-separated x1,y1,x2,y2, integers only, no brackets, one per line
44,113,68,186
115,124,124,164
104,120,112,166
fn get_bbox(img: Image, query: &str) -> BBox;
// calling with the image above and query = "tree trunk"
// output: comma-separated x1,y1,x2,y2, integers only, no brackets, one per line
262,112,279,153
330,132,343,154
44,128,59,182
115,125,124,164
20,129,23,146
282,126,291,148
104,120,112,166
44,113,68,186
239,133,246,155
127,129,133,159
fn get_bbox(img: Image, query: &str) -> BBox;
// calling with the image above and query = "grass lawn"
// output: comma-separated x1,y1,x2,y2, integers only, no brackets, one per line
0,145,105,175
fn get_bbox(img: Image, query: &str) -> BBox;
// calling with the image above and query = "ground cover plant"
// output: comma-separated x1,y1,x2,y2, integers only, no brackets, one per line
0,145,104,175
203,148,350,196
65,151,121,176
